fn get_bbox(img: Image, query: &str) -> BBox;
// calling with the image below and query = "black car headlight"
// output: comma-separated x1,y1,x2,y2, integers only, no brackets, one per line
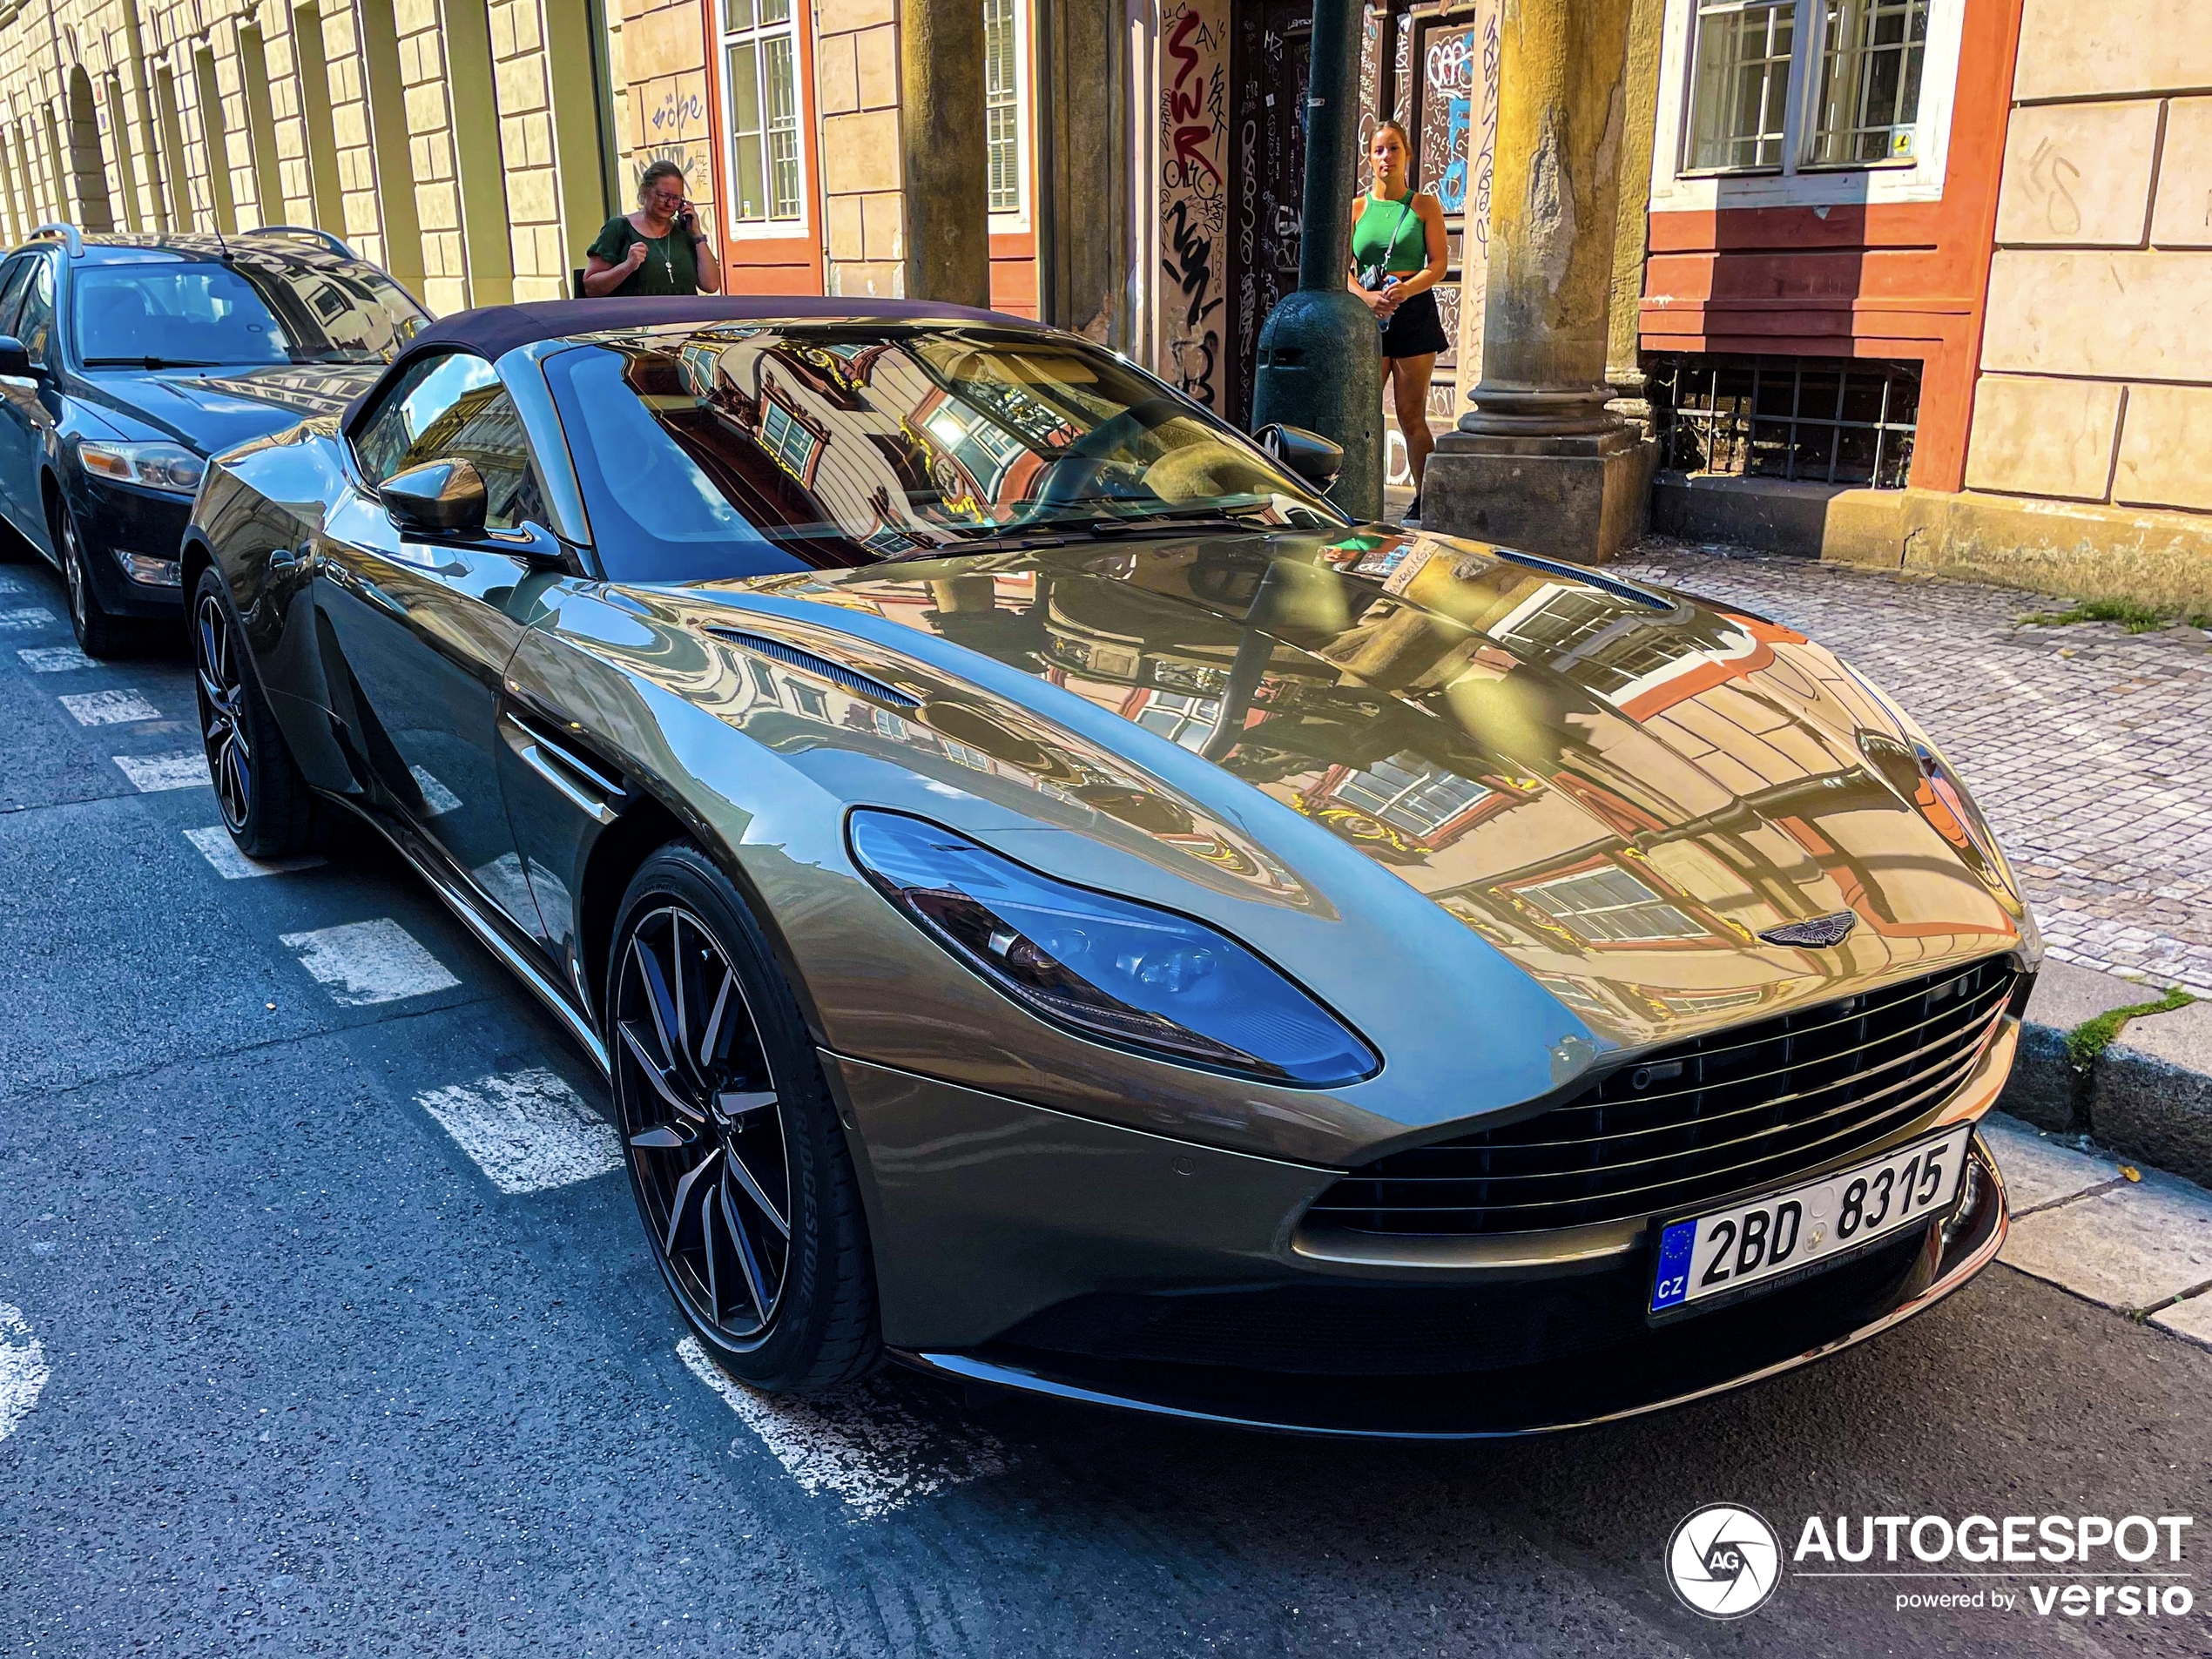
81,440,206,496
847,810,1379,1086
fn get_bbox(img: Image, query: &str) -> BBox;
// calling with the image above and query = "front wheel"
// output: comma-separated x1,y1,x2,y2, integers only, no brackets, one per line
58,501,138,658
610,843,880,1393
192,567,320,857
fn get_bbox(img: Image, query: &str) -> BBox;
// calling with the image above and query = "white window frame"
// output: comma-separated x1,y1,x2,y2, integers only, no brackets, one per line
1649,0,1966,212
983,0,1032,233
718,0,811,240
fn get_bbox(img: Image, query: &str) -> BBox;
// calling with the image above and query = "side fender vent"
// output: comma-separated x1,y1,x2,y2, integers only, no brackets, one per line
708,628,921,711
502,710,631,826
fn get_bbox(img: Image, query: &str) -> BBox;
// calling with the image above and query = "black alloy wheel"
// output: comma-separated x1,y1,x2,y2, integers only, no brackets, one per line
610,844,879,1391
189,567,320,857
57,501,134,658
196,587,253,833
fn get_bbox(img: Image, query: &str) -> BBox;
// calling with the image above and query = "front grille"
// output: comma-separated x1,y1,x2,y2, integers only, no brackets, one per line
1307,957,2017,1238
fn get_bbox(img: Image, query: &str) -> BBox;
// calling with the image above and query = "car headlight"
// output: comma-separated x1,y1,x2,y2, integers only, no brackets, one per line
846,810,1379,1086
80,440,206,496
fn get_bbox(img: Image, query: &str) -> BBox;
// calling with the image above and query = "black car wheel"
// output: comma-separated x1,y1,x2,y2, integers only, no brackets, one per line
57,501,136,658
192,567,320,857
610,843,880,1392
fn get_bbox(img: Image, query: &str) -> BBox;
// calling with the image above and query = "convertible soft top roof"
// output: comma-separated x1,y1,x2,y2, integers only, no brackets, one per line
406,294,1025,368
347,294,1035,430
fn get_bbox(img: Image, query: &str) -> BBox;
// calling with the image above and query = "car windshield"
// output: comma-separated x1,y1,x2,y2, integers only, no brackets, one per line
74,247,428,368
541,324,1345,583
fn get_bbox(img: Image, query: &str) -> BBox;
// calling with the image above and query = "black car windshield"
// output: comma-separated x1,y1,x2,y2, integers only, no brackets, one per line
542,324,1345,583
74,248,428,368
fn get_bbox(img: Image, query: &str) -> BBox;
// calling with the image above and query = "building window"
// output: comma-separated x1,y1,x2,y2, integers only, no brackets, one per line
759,395,822,480
1134,692,1219,750
1516,867,1706,945
1687,1,1794,171
722,0,805,227
1683,0,1931,176
1333,757,1490,839
983,0,1022,213
1805,0,1928,165
1649,354,1921,489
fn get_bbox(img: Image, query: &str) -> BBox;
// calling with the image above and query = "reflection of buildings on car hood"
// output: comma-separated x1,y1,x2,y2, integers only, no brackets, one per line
678,536,2026,1050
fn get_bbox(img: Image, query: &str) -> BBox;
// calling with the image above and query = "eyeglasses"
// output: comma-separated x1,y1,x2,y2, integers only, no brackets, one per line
644,188,685,206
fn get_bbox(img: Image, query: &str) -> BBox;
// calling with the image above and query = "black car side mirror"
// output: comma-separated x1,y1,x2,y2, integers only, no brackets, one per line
381,457,487,536
0,335,33,379
1254,422,1344,490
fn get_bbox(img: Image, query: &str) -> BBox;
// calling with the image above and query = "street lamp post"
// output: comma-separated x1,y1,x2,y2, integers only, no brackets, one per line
1248,0,1383,523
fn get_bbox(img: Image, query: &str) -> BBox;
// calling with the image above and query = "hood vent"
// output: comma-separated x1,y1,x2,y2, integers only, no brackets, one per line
708,628,921,711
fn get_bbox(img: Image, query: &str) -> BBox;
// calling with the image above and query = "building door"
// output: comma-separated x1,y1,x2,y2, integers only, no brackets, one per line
1227,0,1310,428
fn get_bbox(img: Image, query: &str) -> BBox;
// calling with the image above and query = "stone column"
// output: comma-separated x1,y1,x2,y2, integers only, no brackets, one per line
900,0,990,307
1423,0,1639,563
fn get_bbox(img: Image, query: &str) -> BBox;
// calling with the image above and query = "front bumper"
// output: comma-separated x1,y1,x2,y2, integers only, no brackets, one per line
830,1018,2017,1438
899,1138,2006,1437
74,477,192,618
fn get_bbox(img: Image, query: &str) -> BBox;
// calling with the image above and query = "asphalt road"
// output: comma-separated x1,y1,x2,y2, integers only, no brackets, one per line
0,551,2205,1659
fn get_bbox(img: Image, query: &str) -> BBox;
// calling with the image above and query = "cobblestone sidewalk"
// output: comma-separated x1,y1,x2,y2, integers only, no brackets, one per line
1615,540,2212,995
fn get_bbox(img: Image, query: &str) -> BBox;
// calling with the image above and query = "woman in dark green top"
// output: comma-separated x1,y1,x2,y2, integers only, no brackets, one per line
1347,121,1448,523
583,159,724,298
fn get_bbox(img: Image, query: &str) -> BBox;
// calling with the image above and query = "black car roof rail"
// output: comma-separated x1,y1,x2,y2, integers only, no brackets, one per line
244,224,355,259
30,222,83,258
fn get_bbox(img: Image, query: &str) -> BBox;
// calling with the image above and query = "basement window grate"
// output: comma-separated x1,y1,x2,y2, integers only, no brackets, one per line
1649,354,1920,489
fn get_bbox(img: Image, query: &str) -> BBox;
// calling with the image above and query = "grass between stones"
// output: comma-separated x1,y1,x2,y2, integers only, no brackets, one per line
2020,599,2212,635
2065,986,2197,1070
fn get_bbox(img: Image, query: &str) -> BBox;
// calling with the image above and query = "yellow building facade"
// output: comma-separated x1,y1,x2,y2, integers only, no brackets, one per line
0,0,703,314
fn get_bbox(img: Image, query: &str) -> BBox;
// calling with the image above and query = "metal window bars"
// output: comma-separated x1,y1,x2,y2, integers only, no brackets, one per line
1649,354,1920,489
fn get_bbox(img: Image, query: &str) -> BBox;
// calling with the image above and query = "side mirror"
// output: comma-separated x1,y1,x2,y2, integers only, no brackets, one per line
1254,422,1344,490
0,335,32,379
380,456,487,536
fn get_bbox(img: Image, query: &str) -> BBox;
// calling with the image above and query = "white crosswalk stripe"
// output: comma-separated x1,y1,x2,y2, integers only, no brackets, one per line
0,1303,48,1445
410,765,462,815
114,752,210,792
17,645,93,672
183,826,326,880
58,689,160,725
0,608,57,631
414,1069,622,1193
678,1337,1007,1520
279,918,458,1004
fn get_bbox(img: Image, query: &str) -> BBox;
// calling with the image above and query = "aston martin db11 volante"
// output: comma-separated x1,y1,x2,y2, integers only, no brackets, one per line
186,296,2035,1436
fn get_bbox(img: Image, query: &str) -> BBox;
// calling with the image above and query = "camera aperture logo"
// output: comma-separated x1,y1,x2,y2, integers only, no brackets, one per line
1667,1504,1783,1619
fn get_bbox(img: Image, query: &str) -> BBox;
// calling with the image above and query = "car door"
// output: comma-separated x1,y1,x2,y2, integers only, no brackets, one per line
0,253,53,544
319,350,563,938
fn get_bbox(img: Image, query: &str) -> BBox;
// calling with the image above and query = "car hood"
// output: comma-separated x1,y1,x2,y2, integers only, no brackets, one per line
664,525,2030,1055
78,361,382,453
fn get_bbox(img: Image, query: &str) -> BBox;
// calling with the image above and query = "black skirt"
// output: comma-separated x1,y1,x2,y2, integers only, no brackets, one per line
1379,287,1449,359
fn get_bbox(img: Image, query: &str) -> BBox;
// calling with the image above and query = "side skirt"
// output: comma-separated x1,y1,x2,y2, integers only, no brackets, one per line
320,792,611,1077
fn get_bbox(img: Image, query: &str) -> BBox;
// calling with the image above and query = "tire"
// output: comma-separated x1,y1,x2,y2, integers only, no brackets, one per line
57,499,139,658
192,566,321,858
609,842,880,1393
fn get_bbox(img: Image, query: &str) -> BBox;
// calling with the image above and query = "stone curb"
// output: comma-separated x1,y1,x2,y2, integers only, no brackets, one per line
2000,960,2212,1190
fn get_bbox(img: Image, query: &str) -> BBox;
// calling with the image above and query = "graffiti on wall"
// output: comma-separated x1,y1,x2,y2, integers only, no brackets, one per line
633,81,714,223
1160,0,1231,410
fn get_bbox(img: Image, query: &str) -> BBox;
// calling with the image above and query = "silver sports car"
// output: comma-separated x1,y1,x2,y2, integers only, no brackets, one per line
185,296,2033,1436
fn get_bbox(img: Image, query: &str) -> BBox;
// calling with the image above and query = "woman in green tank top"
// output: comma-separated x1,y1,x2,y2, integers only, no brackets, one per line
1347,120,1448,523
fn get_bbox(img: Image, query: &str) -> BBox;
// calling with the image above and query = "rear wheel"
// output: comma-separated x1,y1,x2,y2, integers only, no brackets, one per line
58,501,138,658
192,567,320,857
610,843,880,1393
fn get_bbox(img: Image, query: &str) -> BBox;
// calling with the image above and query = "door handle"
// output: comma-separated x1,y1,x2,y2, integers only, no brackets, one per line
267,540,312,575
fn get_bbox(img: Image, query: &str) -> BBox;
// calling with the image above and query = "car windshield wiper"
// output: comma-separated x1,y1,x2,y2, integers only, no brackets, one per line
82,356,226,369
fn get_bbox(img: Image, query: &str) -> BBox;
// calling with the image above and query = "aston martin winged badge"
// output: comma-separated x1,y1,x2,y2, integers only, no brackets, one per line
1758,912,1858,948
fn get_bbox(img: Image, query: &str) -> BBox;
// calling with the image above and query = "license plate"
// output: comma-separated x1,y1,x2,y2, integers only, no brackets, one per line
1649,1125,1973,1314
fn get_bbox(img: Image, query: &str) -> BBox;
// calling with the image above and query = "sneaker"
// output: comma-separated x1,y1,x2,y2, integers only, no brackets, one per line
1403,493,1422,528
